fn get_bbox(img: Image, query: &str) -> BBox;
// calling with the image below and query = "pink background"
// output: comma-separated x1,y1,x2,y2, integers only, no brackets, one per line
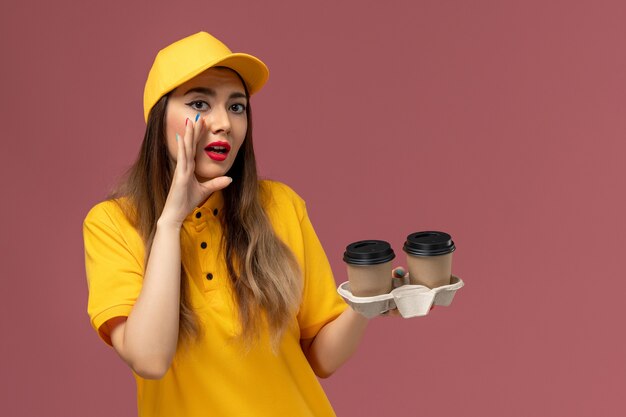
2,0,625,416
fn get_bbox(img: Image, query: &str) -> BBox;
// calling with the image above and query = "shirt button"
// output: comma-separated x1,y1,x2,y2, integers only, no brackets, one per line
206,273,213,280
213,208,219,216
195,212,202,219
200,242,207,249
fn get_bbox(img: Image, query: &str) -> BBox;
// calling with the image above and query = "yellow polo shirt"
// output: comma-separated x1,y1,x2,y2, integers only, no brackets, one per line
84,180,347,417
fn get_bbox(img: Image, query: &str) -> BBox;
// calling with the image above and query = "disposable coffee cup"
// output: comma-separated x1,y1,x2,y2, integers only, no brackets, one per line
403,231,455,289
343,240,395,297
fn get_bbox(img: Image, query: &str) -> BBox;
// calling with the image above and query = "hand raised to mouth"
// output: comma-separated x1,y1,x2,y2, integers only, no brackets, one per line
160,117,232,227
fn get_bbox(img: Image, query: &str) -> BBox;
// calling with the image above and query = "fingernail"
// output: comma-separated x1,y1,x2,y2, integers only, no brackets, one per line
195,113,200,122
394,268,406,277
176,133,180,142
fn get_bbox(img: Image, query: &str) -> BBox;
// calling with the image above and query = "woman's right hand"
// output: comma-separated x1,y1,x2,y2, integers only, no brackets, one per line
159,116,233,226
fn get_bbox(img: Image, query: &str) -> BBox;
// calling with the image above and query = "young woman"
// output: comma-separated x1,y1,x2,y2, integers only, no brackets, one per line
83,32,378,416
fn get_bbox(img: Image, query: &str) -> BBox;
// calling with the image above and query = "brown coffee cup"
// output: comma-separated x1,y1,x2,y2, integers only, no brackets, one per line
403,231,455,288
343,240,395,297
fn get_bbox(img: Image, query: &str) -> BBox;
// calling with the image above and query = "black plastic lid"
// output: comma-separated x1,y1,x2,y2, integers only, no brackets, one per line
343,240,396,265
403,231,456,256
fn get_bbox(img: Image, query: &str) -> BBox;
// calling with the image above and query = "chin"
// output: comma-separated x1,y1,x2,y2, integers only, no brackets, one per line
195,165,231,182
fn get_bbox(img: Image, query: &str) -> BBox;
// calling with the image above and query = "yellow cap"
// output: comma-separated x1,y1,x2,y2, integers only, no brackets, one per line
143,32,269,122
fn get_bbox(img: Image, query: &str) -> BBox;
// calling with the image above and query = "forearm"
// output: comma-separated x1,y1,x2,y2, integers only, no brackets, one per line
122,220,182,375
305,308,369,378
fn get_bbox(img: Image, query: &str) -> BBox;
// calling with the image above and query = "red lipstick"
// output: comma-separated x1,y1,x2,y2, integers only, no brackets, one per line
204,141,231,162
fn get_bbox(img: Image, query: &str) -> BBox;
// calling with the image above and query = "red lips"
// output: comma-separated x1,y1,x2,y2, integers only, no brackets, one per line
204,141,231,161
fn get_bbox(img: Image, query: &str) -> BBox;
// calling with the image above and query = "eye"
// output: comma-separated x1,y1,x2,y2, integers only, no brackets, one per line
186,100,209,111
230,103,246,114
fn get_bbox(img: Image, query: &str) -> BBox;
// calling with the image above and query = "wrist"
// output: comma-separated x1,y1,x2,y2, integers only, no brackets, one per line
156,217,183,231
343,306,371,325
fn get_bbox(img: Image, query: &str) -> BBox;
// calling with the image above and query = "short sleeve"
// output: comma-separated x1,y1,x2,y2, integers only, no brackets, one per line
295,203,348,340
83,200,145,346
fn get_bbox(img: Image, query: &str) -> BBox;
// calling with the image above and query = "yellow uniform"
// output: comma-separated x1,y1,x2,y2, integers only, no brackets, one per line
84,180,347,416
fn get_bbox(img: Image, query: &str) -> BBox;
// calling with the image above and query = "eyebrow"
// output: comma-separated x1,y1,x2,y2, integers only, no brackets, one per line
183,87,247,100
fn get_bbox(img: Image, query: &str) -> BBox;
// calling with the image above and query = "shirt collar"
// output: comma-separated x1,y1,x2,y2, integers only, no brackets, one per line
187,190,224,231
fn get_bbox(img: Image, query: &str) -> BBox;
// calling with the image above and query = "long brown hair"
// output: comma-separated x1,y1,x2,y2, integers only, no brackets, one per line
111,72,302,348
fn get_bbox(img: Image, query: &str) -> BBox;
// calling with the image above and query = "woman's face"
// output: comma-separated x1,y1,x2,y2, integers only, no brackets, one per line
165,67,248,181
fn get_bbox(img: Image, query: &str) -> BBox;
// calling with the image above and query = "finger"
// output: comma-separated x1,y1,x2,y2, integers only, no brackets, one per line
184,116,195,167
175,127,187,172
193,114,206,150
391,267,408,290
200,176,233,195
392,267,406,278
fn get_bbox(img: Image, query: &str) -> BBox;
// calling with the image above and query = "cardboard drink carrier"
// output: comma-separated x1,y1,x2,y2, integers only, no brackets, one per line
338,232,464,318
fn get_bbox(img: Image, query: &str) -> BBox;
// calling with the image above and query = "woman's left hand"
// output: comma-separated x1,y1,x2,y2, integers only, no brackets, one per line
381,267,436,318
380,267,407,317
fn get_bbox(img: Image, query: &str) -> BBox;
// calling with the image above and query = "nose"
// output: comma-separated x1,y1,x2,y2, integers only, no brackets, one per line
206,107,231,135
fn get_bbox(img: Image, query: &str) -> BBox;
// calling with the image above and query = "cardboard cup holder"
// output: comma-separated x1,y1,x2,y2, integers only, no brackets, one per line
337,275,464,318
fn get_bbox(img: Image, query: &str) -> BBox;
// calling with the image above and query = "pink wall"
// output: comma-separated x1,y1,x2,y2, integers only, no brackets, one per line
2,0,625,416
